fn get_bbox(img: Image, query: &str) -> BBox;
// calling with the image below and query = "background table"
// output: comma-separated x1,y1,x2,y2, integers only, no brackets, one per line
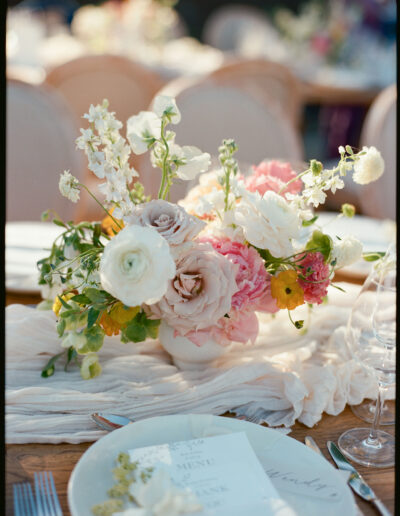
5,293,394,516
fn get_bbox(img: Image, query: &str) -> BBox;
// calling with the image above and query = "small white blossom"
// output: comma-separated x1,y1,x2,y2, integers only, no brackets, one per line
174,145,211,180
338,145,345,154
98,173,129,203
127,111,162,154
353,146,385,185
331,235,363,268
59,170,80,203
153,95,181,124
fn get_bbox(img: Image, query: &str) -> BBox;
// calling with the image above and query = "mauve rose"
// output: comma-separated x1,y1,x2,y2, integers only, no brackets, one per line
126,199,205,249
150,243,238,335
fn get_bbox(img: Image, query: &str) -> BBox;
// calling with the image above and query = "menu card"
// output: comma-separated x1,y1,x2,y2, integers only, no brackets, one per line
128,432,295,515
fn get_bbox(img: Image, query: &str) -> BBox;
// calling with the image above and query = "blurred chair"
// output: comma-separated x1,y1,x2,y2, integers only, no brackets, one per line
202,4,271,52
139,76,304,201
45,54,165,160
357,84,396,220
208,58,303,127
6,78,85,222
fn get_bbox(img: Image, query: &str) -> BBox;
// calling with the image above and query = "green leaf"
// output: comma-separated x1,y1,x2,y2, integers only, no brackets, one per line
78,325,105,354
362,251,385,262
60,309,82,318
71,293,91,305
143,318,160,339
41,351,64,378
84,288,112,304
58,295,73,310
305,230,332,263
87,307,100,329
57,318,66,337
123,319,147,343
302,215,319,227
41,210,50,221
64,346,78,372
53,219,68,228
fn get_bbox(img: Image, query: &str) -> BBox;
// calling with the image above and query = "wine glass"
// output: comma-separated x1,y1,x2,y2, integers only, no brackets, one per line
338,246,396,467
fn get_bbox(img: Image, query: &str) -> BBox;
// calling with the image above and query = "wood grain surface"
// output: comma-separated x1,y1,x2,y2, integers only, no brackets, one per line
5,294,394,516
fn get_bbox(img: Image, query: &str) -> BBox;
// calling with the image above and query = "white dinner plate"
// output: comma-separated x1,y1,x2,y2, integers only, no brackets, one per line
6,221,64,293
68,414,357,516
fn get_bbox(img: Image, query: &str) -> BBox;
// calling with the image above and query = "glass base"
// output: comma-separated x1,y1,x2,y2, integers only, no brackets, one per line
351,399,395,425
338,428,395,468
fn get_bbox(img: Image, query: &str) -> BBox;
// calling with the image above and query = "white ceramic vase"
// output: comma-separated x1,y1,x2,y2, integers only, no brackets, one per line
158,321,233,370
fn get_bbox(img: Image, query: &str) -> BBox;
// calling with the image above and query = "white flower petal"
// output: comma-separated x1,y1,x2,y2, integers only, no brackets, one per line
127,111,162,155
353,146,385,185
176,146,211,180
153,95,181,124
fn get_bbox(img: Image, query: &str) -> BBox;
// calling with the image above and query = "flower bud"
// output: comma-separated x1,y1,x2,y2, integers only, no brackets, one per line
310,159,323,176
341,203,356,218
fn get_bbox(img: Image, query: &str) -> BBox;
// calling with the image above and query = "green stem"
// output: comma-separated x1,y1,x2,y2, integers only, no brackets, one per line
277,168,310,195
79,184,123,229
158,119,170,199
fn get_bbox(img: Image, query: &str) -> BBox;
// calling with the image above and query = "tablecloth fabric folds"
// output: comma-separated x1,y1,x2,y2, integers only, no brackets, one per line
6,283,383,444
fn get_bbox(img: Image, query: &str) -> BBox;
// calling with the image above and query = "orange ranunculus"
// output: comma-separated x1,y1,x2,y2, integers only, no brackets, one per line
270,270,304,310
101,208,124,237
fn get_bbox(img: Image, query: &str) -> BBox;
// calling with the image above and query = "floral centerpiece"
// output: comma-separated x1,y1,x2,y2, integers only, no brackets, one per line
38,95,385,378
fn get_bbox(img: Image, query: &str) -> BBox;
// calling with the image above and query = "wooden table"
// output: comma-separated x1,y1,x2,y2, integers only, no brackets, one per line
5,293,395,516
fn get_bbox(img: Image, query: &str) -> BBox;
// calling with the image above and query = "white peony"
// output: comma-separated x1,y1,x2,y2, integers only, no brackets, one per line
99,225,176,306
153,95,181,124
59,170,80,203
172,144,211,180
353,146,385,185
234,190,301,257
127,111,162,155
331,235,363,268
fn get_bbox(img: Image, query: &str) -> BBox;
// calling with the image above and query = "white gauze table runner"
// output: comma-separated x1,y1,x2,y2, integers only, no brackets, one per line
6,282,382,444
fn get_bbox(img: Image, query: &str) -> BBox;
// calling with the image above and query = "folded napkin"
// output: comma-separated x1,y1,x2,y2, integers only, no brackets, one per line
6,283,382,444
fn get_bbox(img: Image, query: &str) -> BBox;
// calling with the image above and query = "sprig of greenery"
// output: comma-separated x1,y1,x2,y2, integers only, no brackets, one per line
218,139,239,212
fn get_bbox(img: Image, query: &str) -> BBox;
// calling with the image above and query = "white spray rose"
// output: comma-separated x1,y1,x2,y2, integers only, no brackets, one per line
353,146,385,185
234,190,301,257
331,235,363,268
99,225,176,306
153,95,181,124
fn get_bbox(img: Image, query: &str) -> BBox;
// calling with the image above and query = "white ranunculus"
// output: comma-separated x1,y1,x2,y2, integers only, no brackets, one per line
129,469,202,516
59,170,80,203
353,146,385,185
331,235,363,268
127,111,162,155
99,225,176,306
153,95,181,124
173,145,211,180
234,190,301,257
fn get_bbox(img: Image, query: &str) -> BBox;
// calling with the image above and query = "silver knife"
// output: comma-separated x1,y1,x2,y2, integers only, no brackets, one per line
327,441,392,516
305,436,324,456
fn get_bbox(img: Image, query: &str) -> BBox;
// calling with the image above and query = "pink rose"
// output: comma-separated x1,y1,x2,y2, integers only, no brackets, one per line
200,236,279,313
244,160,302,197
150,243,238,335
297,252,330,304
127,199,205,248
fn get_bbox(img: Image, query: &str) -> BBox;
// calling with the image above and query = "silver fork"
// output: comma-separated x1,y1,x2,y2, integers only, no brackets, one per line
34,472,63,516
13,482,37,516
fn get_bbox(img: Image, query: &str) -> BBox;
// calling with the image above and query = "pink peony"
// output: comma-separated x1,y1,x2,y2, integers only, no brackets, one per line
199,236,279,313
244,160,302,197
149,243,238,335
297,252,330,304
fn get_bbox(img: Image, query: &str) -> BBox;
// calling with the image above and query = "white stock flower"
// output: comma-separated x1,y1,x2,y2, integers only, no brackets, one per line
234,190,301,257
98,173,128,203
331,235,363,268
174,145,211,180
127,111,161,154
99,225,176,307
128,469,202,516
153,95,181,124
59,170,80,203
353,146,385,185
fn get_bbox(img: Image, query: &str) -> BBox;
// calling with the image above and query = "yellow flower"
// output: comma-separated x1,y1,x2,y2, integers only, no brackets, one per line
101,208,124,237
99,312,121,336
270,270,304,310
109,303,140,325
52,292,75,317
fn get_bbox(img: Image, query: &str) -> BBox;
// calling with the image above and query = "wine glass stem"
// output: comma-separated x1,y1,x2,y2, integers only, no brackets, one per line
365,384,385,447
